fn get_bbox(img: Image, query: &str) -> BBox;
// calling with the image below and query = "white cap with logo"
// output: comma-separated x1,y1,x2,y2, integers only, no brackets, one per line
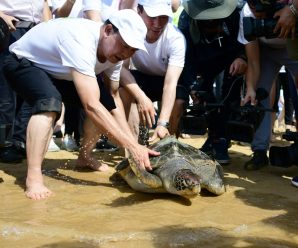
138,0,173,18
108,9,147,52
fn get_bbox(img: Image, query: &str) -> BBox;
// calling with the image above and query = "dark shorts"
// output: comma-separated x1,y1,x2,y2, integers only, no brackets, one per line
130,70,189,102
3,54,116,118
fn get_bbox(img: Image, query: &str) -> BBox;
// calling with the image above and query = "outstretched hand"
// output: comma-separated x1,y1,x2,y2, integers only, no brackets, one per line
148,125,170,143
137,95,156,128
242,87,256,106
128,143,160,171
274,6,296,39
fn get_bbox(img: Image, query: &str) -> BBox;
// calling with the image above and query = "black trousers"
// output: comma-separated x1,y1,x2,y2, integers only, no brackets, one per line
0,27,32,146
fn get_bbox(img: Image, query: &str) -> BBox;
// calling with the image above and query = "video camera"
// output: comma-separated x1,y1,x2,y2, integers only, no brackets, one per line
180,91,223,135
243,16,298,41
243,0,297,41
180,87,270,143
269,130,298,167
226,88,271,142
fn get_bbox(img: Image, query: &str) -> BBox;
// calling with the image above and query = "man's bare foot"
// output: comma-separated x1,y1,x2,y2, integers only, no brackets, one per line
26,169,53,200
77,155,110,172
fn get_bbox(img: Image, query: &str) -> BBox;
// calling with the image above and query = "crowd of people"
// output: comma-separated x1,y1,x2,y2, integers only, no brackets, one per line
0,0,297,200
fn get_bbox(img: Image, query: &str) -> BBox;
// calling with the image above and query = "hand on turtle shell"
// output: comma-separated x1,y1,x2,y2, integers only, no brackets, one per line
128,143,160,172
148,125,169,143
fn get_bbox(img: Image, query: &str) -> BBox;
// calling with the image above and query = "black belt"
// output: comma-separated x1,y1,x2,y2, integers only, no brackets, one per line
15,20,36,29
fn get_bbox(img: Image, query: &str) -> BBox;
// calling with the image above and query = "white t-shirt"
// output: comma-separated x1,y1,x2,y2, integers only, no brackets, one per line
10,18,122,81
0,0,44,23
52,0,121,21
131,23,186,76
51,0,101,18
238,3,286,47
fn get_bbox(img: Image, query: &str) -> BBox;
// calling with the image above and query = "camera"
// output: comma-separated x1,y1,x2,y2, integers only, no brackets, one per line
226,88,270,142
243,0,295,41
180,91,220,135
269,130,298,167
243,17,298,41
180,87,270,143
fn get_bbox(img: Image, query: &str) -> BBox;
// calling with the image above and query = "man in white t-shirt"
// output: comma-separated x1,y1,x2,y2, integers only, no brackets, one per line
120,0,186,143
238,0,298,170
51,0,137,152
3,9,160,200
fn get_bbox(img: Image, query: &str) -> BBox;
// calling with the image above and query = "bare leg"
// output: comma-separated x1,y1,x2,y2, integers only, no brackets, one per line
25,112,56,200
119,87,140,141
111,90,136,140
169,99,185,138
77,118,110,171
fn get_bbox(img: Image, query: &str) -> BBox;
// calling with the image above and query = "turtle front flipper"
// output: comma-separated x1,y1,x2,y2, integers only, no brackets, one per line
128,157,162,189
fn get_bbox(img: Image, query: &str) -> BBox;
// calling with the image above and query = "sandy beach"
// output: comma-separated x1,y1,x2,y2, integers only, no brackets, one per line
0,134,298,248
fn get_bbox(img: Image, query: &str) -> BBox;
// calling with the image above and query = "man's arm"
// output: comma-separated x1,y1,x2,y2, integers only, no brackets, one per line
243,40,260,104
53,0,76,17
101,73,135,141
120,66,156,127
71,70,159,170
150,65,183,141
0,11,18,31
43,0,53,21
119,0,137,10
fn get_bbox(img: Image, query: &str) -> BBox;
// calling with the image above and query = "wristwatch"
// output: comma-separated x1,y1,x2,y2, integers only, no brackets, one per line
290,4,298,18
157,121,169,129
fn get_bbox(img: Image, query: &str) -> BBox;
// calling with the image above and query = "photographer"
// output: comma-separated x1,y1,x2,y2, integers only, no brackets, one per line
170,0,247,164
265,0,298,188
238,0,298,170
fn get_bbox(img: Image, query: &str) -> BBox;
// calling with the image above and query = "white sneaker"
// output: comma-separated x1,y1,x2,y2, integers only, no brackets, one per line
62,135,79,151
48,137,61,152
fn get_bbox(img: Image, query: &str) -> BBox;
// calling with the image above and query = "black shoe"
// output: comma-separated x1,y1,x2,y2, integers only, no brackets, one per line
95,139,119,152
0,144,26,163
53,130,63,138
213,138,230,165
244,150,268,171
199,137,213,155
292,176,298,187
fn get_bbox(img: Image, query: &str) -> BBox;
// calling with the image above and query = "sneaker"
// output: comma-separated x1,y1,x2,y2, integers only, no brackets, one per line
291,176,298,187
61,135,78,151
0,144,26,163
213,138,230,165
244,150,269,171
199,137,213,155
95,139,118,152
48,137,61,152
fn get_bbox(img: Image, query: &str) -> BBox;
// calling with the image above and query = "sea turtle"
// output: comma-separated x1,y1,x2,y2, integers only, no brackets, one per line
116,136,225,198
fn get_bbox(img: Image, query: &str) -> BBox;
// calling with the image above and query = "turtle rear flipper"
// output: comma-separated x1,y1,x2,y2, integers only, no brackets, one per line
128,157,162,189
116,158,130,171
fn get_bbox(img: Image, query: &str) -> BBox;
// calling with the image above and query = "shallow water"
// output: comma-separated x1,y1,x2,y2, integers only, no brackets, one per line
1,136,298,248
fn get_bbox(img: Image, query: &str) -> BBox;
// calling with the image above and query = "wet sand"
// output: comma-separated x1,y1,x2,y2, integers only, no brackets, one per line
0,135,298,248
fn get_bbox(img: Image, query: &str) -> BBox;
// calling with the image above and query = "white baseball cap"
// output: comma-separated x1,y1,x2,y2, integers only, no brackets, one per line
138,0,173,18
108,9,147,52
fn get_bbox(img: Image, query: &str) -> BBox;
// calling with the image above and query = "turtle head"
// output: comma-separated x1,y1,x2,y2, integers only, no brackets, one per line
173,169,201,198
